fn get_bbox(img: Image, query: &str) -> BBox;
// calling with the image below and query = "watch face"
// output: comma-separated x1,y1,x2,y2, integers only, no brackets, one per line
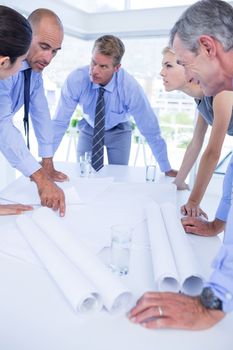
200,287,223,310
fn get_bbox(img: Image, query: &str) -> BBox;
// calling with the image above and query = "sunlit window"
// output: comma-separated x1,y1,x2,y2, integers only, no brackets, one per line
60,0,197,12
130,0,196,10
61,0,125,13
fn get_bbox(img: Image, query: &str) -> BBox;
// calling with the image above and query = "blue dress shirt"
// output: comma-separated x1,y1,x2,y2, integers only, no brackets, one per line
207,202,233,312
215,155,233,222
202,154,233,312
52,66,171,172
0,60,54,176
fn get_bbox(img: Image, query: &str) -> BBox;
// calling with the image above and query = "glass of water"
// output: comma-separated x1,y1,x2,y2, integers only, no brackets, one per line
146,165,156,182
85,151,92,176
79,154,86,177
109,224,132,276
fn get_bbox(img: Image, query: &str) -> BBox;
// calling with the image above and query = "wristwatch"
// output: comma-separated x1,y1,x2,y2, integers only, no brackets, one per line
200,287,223,310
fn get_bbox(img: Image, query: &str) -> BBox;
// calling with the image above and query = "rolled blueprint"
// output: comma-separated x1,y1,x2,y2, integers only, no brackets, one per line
161,202,204,295
17,215,102,314
146,202,180,292
146,202,204,295
32,207,132,313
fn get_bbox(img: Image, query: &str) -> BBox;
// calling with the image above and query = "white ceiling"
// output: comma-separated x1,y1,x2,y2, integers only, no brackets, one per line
2,0,233,39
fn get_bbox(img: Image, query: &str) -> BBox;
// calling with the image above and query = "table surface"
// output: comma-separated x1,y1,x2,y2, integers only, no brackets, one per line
0,163,232,350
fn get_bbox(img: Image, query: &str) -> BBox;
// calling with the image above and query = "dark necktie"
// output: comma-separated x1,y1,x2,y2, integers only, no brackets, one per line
91,87,105,171
24,68,32,149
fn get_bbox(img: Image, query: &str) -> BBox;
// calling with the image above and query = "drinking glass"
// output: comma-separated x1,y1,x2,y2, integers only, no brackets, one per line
109,224,132,276
145,165,156,182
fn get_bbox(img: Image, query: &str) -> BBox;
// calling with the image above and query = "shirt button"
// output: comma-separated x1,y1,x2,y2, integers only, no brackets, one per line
225,293,232,300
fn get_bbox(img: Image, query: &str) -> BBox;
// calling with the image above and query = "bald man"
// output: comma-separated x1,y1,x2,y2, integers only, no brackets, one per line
0,9,68,216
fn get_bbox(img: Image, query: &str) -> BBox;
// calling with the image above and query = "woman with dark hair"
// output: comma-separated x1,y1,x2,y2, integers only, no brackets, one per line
0,5,33,215
0,5,32,79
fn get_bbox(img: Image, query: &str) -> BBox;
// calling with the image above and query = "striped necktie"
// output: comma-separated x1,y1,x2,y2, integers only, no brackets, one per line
23,68,32,149
91,87,105,171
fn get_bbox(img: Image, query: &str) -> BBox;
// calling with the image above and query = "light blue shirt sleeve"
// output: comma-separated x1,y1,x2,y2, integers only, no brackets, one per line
215,154,233,222
0,64,53,177
123,74,171,172
52,68,83,153
206,203,233,312
52,66,172,172
29,73,54,158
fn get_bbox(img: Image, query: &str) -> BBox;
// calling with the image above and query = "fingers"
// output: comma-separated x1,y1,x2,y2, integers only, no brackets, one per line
165,169,178,177
199,210,208,220
0,204,33,216
130,306,166,325
181,203,208,219
52,171,69,183
39,184,66,217
59,195,66,217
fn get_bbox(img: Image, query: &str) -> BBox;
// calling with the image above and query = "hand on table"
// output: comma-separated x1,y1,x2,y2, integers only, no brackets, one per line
0,204,33,216
31,168,66,217
181,200,208,219
173,180,190,191
41,157,69,182
182,217,225,236
165,169,178,177
128,291,225,330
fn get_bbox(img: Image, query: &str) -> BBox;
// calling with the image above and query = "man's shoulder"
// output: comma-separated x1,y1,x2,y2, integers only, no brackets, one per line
117,68,139,87
67,65,90,83
0,71,21,90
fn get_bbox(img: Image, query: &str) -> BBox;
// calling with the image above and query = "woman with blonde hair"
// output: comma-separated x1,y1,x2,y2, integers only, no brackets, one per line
161,46,233,219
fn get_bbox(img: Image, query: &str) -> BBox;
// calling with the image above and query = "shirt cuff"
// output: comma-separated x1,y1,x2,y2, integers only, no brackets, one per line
205,244,233,313
38,143,54,158
158,159,171,173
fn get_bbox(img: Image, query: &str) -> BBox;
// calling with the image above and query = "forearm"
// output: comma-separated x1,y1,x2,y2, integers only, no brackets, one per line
188,151,220,205
174,142,201,187
211,218,226,234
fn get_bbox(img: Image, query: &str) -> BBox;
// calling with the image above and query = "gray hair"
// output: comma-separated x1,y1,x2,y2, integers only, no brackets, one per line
169,0,233,53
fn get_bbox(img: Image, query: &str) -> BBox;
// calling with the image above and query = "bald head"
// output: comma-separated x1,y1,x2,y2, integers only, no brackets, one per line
26,8,64,72
28,8,63,33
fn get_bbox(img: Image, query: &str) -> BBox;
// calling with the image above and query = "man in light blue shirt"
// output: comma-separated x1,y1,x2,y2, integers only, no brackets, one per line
129,0,233,330
0,9,68,216
53,35,176,176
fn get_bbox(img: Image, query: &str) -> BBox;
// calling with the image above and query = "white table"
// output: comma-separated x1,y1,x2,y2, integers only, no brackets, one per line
0,163,232,350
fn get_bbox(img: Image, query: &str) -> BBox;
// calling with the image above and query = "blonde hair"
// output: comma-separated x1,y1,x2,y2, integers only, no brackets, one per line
162,46,175,56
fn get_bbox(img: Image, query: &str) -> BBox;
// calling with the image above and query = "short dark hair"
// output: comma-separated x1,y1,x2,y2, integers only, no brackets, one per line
0,5,32,64
93,35,125,66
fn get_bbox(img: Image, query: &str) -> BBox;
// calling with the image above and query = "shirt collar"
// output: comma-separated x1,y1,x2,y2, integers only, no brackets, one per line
21,60,31,72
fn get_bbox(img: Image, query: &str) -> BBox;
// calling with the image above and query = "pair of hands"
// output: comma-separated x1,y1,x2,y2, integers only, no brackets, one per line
128,292,225,330
31,158,69,217
180,201,225,237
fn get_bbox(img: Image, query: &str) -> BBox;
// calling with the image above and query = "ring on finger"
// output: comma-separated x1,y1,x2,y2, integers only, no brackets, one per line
158,306,163,317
